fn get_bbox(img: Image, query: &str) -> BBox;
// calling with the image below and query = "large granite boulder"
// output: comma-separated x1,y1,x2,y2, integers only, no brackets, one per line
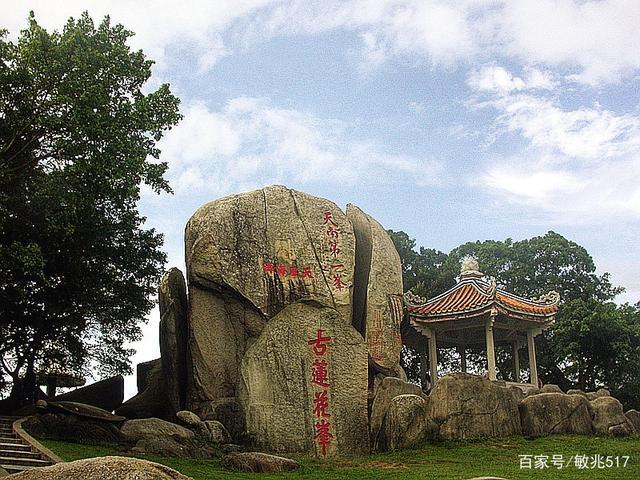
10,456,190,480
239,301,369,457
378,394,437,451
120,418,195,443
159,268,189,415
590,396,634,436
185,185,356,416
54,375,124,412
369,376,426,449
519,393,593,436
427,374,521,439
116,359,172,420
346,204,403,374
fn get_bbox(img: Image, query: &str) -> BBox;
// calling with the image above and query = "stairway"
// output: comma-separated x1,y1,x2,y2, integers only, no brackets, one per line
0,416,53,474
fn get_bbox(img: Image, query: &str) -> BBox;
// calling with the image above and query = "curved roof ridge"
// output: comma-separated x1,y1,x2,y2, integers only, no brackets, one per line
414,277,492,306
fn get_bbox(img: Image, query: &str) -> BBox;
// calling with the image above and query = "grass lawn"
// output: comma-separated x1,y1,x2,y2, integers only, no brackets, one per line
42,435,640,479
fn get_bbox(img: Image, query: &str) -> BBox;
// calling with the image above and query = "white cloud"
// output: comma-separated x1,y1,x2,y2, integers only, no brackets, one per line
470,66,640,223
4,1,640,83
156,97,443,195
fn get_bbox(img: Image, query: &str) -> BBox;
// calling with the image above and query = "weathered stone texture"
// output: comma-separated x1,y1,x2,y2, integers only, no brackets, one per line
185,185,355,321
519,393,593,437
10,456,191,480
347,204,403,373
239,302,369,457
378,394,437,451
540,384,563,394
159,268,189,415
120,418,195,443
369,376,426,449
427,374,521,439
590,396,634,436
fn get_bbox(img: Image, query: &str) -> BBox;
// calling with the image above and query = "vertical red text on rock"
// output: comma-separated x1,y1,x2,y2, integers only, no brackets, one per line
308,328,334,456
321,211,347,292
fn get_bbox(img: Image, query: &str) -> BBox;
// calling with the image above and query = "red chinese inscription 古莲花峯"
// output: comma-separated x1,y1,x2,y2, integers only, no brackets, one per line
308,328,334,456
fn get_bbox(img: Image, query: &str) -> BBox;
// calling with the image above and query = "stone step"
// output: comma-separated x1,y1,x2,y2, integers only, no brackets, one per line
0,436,20,444
0,456,50,467
0,450,41,459
0,442,31,451
1,463,47,474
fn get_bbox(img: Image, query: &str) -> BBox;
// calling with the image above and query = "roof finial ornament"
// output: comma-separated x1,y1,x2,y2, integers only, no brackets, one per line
460,255,483,279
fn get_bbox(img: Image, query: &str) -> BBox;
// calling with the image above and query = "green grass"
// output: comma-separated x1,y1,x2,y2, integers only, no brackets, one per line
42,435,640,479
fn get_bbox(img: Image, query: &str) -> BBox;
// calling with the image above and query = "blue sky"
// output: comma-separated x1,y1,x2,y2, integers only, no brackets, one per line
4,1,640,399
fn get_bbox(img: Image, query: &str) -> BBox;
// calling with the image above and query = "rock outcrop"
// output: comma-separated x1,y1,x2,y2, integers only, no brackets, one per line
10,456,191,480
185,186,356,419
378,394,437,451
239,301,369,456
625,410,640,435
519,393,593,437
590,396,634,436
346,205,403,375
159,268,189,415
120,418,195,443
427,374,521,439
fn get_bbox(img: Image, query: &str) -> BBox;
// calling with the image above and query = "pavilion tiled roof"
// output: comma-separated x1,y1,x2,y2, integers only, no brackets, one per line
406,276,559,321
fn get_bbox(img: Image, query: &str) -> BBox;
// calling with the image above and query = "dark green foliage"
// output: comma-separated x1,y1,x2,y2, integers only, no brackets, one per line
389,230,640,409
0,12,181,406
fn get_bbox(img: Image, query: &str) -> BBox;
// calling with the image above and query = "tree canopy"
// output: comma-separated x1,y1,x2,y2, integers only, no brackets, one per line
389,230,640,409
0,12,181,407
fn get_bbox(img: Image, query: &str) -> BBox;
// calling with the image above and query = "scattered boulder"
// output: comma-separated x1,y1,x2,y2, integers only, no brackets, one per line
159,268,189,415
347,204,403,374
369,376,426,449
191,397,245,441
131,438,190,458
176,410,201,426
54,375,124,412
519,393,593,437
590,396,633,436
541,384,562,394
378,394,437,451
43,401,125,423
116,359,173,420
625,410,640,435
120,418,195,443
9,456,190,480
427,374,521,439
239,302,369,456
524,387,541,397
185,186,356,417
508,386,524,402
222,452,300,473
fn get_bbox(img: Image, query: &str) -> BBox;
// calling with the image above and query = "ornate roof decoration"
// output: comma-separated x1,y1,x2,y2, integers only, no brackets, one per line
460,255,482,278
405,275,559,322
403,290,427,306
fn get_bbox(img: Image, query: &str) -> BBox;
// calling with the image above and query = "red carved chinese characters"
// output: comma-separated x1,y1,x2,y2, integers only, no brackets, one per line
308,328,333,456
262,262,313,279
321,211,347,293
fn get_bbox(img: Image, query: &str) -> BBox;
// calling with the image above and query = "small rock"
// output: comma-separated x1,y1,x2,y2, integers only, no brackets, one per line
176,410,201,426
222,452,300,473
566,389,588,398
586,388,610,401
131,438,189,458
221,444,243,454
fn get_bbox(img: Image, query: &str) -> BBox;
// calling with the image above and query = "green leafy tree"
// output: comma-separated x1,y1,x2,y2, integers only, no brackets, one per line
0,12,181,409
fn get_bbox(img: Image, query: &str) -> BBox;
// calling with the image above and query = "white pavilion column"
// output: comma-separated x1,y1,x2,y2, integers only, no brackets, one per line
427,331,438,386
527,330,539,386
512,342,520,383
458,344,467,373
486,314,497,381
